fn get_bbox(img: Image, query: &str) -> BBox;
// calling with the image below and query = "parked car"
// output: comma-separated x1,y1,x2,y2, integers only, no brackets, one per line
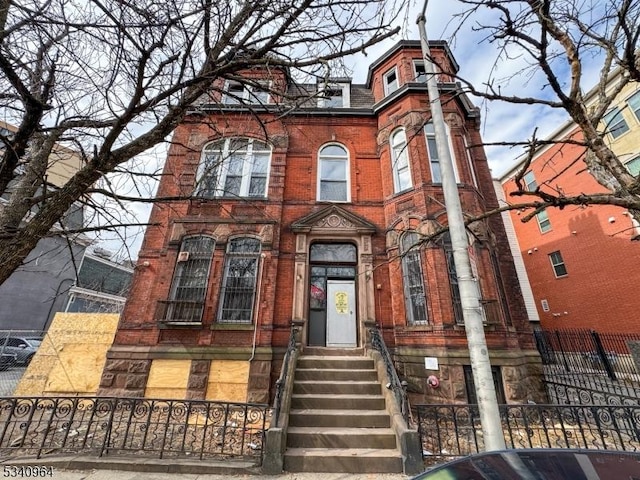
412,449,640,479
0,352,17,371
0,336,41,366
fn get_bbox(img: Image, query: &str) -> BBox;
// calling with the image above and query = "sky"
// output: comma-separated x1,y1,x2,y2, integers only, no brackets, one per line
97,1,607,260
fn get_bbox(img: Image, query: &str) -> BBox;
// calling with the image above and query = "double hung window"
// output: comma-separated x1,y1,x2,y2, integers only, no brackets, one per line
318,144,349,202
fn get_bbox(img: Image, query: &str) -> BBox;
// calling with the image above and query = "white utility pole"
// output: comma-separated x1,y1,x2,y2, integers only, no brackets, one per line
417,2,506,451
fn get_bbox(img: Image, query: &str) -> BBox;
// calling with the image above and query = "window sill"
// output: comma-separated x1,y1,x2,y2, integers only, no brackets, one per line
159,321,202,328
211,323,254,331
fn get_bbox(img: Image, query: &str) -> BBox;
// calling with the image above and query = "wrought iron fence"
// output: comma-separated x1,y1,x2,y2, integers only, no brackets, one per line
416,403,640,460
272,325,298,426
545,380,640,406
535,329,640,382
0,397,270,461
369,327,410,424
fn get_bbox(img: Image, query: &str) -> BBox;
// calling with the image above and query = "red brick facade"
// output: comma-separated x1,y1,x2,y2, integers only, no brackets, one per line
100,41,544,404
502,129,640,333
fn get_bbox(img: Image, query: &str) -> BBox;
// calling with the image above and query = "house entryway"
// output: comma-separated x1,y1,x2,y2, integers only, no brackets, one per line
308,243,357,347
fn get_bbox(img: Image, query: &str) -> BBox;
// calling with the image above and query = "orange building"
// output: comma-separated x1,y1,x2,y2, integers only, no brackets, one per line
499,78,640,333
99,41,543,404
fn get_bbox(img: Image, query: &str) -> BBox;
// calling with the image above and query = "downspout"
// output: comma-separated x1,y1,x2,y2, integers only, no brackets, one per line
249,252,266,362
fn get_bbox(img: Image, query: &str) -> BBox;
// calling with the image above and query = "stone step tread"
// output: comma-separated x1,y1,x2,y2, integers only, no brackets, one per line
284,447,402,459
295,368,375,372
290,409,389,416
288,427,395,436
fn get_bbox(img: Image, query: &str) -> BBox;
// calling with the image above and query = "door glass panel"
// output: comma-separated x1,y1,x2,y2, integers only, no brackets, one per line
326,267,356,278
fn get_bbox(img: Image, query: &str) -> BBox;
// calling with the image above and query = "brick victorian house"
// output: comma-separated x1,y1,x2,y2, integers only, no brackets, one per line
99,41,543,405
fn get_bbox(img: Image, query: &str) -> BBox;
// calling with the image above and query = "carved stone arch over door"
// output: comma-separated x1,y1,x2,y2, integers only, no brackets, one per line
291,205,377,347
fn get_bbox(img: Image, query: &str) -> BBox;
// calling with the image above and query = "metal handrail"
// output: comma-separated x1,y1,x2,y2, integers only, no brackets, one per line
272,325,298,426
369,326,410,424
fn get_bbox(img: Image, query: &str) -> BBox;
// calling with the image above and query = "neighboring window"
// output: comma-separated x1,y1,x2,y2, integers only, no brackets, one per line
223,80,270,105
195,138,271,199
424,121,459,183
401,233,428,325
549,250,568,277
413,60,427,82
523,171,538,191
218,238,261,324
627,90,640,122
536,209,552,233
390,129,412,192
318,144,349,202
383,68,399,96
442,233,463,324
624,155,640,177
166,236,215,323
603,107,629,138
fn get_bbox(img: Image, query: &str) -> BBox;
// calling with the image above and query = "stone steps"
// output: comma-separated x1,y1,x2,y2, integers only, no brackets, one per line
283,349,402,473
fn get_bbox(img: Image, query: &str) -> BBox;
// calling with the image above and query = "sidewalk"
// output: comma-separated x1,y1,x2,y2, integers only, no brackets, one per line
1,456,412,480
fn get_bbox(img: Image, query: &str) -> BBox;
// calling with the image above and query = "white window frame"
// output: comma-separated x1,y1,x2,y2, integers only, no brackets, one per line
626,90,640,123
223,80,271,105
523,171,538,191
624,155,640,177
317,143,350,202
383,67,399,96
549,251,568,278
413,60,427,82
390,128,412,193
424,121,459,184
603,107,629,139
536,209,552,233
317,83,350,108
195,138,271,199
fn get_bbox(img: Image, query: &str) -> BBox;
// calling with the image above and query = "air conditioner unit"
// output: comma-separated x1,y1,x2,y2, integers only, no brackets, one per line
177,251,190,262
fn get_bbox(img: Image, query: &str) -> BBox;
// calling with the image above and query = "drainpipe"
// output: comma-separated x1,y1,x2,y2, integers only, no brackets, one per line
417,1,506,451
249,253,267,362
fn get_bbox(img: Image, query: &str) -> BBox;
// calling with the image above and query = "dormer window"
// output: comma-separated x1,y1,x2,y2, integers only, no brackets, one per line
318,83,350,108
383,68,399,96
223,80,270,105
413,60,427,82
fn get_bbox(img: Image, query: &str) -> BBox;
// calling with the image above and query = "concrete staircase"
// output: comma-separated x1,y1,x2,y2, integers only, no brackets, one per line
283,347,403,473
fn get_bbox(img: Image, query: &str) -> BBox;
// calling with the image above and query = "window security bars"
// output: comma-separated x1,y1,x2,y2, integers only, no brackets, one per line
416,403,640,460
218,238,261,324
158,236,214,324
401,233,428,325
0,397,269,462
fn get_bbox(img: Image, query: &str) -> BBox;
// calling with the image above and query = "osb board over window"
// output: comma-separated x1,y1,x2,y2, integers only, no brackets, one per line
14,313,119,396
145,359,191,399
205,361,249,402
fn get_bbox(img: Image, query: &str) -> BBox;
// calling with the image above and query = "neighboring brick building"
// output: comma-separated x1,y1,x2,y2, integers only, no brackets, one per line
499,77,640,333
99,40,543,404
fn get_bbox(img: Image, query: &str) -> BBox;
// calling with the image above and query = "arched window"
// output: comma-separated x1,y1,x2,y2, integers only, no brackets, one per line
424,122,459,183
391,129,412,193
165,236,215,323
195,138,271,198
317,144,349,202
217,237,261,324
401,232,428,324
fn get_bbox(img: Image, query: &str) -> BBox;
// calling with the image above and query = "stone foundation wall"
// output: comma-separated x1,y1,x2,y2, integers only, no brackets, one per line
394,346,546,405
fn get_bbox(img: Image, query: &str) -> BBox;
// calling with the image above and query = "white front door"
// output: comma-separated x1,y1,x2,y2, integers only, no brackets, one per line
326,280,357,347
